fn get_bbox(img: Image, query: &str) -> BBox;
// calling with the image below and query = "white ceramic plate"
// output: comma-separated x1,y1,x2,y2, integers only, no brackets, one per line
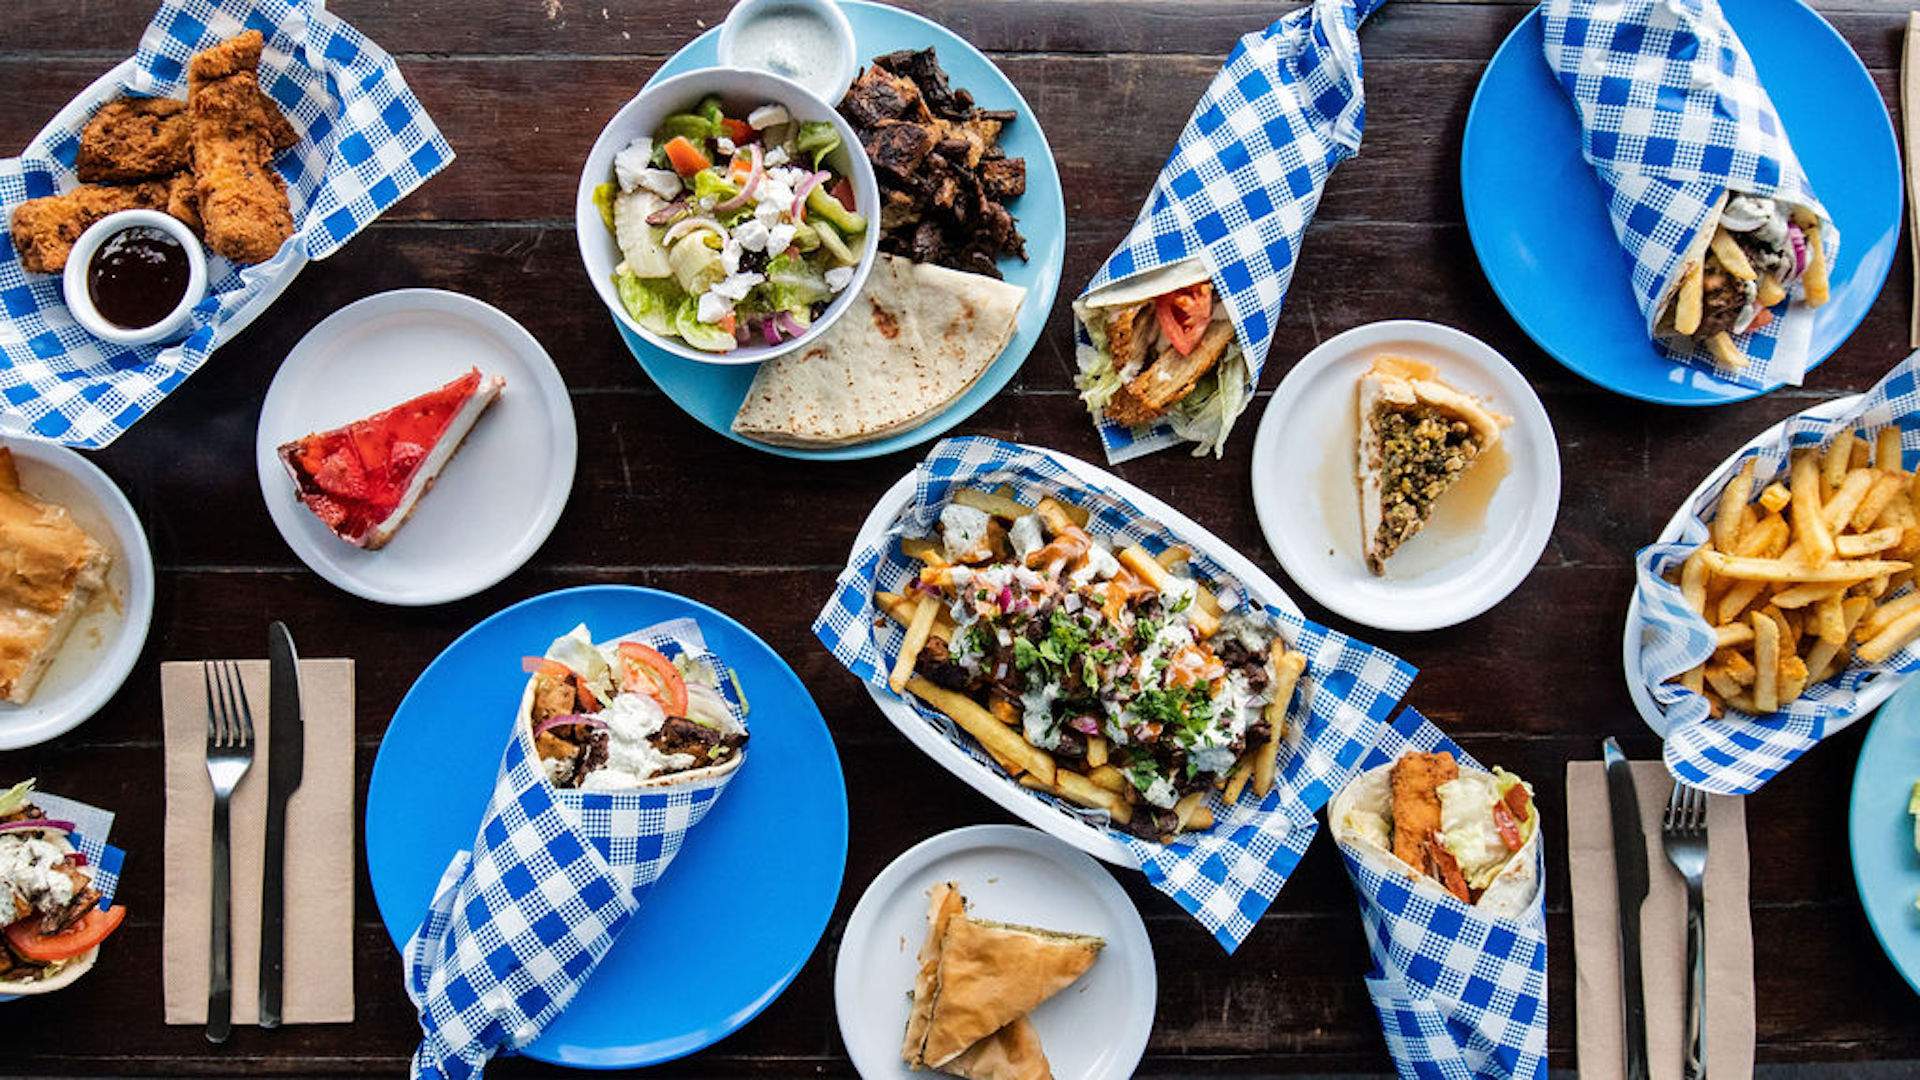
255,290,577,606
1250,320,1561,632
1621,395,1862,735
834,825,1155,1080
849,442,1304,867
0,442,154,749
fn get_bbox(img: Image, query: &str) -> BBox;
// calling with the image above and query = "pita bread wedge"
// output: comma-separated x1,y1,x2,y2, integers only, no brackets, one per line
918,914,1103,1068
732,254,1026,447
939,1016,1051,1080
1355,355,1510,575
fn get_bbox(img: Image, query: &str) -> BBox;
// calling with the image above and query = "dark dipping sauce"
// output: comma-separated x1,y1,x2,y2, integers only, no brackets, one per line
87,226,189,330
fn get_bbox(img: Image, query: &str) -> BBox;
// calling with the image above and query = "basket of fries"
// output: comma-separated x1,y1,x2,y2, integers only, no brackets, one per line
1630,354,1920,793
818,436,1414,950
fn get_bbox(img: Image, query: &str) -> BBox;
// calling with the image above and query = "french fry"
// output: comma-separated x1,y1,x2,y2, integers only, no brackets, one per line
901,535,951,567
1717,578,1766,624
1790,451,1837,567
1118,544,1220,638
1721,648,1757,685
1857,591,1920,641
908,677,1056,786
875,590,954,642
1033,496,1079,536
1751,612,1780,713
1186,806,1215,832
1224,756,1255,805
1673,260,1705,335
1155,545,1192,570
1088,764,1128,795
1836,526,1903,558
1681,665,1706,694
1821,469,1875,531
1854,473,1907,533
1767,582,1843,609
1739,516,1789,558
1086,734,1108,769
1680,548,1710,615
954,487,1032,521
1710,228,1758,279
1758,482,1791,515
990,697,1019,726
1713,460,1756,551
1257,648,1307,798
1173,789,1209,831
1806,596,1872,683
1813,592,1847,646
1800,220,1829,306
1762,604,1797,650
1704,661,1746,700
1715,622,1755,649
1699,550,1906,584
1879,427,1905,470
1777,655,1809,703
1054,769,1132,825
1756,275,1787,307
1857,608,1920,663
1706,331,1744,370
889,594,941,692
1824,434,1859,492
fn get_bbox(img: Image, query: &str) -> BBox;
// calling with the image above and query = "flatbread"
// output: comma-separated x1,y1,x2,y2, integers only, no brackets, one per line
731,255,1026,447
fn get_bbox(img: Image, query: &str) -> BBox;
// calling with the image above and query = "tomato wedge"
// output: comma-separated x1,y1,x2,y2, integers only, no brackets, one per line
618,642,688,716
1492,803,1524,851
1503,782,1531,820
663,136,711,177
719,117,754,144
829,176,856,213
6,904,125,963
1154,282,1213,356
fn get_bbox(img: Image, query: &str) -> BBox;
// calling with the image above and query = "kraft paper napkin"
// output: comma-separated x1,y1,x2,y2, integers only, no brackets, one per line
160,659,354,1025
1567,760,1754,1080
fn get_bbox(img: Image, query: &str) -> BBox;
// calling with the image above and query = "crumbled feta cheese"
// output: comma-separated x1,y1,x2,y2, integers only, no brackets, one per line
1069,543,1121,588
757,179,796,220
721,239,742,275
1008,514,1045,561
636,168,682,200
613,137,653,192
766,222,797,255
748,103,791,130
734,218,771,252
763,145,790,168
941,504,992,561
825,265,855,293
711,271,765,302
697,290,733,324
716,136,737,155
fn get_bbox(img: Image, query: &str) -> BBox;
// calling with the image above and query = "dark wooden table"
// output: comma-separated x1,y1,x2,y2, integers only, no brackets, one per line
5,0,1920,1074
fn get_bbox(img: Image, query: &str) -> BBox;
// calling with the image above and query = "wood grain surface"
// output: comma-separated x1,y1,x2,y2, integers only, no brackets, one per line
3,0,1920,1074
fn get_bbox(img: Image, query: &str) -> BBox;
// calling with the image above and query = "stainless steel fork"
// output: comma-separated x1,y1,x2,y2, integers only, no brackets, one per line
1661,780,1709,1080
203,661,256,1045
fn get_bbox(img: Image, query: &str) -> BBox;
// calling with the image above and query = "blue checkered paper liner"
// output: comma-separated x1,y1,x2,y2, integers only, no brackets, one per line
1634,354,1920,795
1073,0,1389,463
403,618,745,1079
0,790,128,1004
1333,708,1548,1080
814,436,1415,951
0,0,453,449
1542,0,1837,390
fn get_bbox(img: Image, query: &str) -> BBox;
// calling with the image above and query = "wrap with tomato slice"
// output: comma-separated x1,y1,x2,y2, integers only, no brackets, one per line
1329,749,1539,917
0,781,128,996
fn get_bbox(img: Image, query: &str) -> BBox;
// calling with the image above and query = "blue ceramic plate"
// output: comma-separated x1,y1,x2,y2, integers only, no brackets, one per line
1850,679,1920,997
366,586,848,1068
1461,0,1900,405
617,0,1066,458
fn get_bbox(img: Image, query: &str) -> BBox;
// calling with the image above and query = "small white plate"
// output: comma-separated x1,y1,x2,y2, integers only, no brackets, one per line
0,442,154,749
835,825,1155,1080
255,289,577,606
1250,320,1560,632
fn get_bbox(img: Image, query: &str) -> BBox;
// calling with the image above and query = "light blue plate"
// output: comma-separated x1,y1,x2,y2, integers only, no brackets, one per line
1851,679,1920,998
1461,0,1901,405
617,0,1066,458
366,586,848,1068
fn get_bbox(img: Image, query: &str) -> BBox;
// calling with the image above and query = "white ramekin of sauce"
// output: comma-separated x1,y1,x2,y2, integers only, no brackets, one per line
62,209,208,347
717,0,859,105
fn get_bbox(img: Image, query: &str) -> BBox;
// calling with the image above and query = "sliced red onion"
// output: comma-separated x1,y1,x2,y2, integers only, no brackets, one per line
714,144,764,213
1069,715,1100,735
0,819,74,837
773,311,808,339
1787,222,1808,277
735,318,754,344
67,851,87,867
531,714,608,740
791,170,827,220
996,586,1014,610
762,315,783,346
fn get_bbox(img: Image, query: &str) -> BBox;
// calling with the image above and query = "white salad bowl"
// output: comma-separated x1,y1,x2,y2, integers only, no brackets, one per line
575,66,881,367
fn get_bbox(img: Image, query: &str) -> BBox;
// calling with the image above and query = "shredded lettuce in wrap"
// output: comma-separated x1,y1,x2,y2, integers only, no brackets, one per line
0,779,34,819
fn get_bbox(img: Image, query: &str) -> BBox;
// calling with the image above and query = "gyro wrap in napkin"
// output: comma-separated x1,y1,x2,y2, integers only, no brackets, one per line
403,618,745,1080
1330,709,1548,1080
1635,353,1920,795
0,0,452,448
1541,0,1837,389
0,789,128,1001
814,436,1415,951
1072,0,1387,463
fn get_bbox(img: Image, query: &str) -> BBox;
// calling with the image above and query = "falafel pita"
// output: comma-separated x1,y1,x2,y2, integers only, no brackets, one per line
731,254,1025,447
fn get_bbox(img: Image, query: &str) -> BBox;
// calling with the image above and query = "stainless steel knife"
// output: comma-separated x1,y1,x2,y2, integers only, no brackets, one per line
260,621,305,1029
1603,737,1651,1080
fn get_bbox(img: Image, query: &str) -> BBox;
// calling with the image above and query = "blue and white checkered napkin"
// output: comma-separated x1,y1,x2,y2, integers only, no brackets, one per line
1635,353,1920,794
814,436,1415,951
1541,0,1837,390
1072,0,1388,463
1331,709,1548,1080
403,618,745,1079
0,0,452,449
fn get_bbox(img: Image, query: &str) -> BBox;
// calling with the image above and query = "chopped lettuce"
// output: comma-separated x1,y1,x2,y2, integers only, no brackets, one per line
615,271,684,336
1165,343,1251,459
674,297,738,352
765,251,831,311
795,121,841,168
654,113,712,148
691,170,738,204
591,182,618,232
0,779,35,819
1073,306,1123,411
696,95,727,131
546,626,615,706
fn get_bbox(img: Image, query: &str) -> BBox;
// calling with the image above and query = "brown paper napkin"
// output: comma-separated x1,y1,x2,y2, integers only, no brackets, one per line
1567,760,1754,1080
160,659,355,1025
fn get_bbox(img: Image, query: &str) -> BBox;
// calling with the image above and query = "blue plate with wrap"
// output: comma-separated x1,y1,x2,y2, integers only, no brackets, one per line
613,0,1065,458
367,585,848,1067
1461,0,1900,405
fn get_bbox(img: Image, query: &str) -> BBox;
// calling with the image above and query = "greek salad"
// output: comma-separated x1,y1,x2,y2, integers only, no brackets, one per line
593,95,869,354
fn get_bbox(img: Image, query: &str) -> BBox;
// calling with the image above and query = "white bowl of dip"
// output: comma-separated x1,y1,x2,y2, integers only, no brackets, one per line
61,209,207,347
718,0,860,105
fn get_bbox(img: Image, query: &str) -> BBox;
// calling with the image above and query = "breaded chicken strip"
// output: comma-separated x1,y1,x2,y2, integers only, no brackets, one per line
77,97,190,182
1389,750,1472,902
1104,319,1236,427
9,177,197,273
189,32,294,265
1105,302,1155,380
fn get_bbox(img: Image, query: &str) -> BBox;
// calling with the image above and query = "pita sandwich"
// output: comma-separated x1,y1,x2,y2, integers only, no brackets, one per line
731,254,1025,447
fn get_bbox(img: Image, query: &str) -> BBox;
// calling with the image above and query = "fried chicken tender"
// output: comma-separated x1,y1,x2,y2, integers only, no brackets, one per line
8,177,197,273
188,30,294,265
77,97,190,182
1104,319,1237,427
1388,750,1458,873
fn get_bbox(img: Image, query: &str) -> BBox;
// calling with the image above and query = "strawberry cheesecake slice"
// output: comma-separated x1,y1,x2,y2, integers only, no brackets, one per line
278,368,504,549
